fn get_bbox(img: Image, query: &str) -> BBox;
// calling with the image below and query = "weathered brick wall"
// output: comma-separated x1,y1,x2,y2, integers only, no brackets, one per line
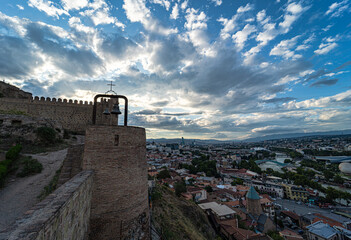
0,97,114,132
4,170,94,240
83,125,150,240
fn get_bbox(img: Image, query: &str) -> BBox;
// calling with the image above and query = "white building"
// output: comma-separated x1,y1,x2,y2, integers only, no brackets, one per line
245,180,284,198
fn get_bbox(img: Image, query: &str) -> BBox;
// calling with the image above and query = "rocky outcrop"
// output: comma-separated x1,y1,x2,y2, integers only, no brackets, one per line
0,114,63,147
0,81,32,99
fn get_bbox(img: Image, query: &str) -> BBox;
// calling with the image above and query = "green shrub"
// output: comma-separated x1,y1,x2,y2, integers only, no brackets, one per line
36,127,57,145
1,159,11,167
205,185,213,192
151,190,163,201
38,168,61,201
0,144,23,186
175,181,187,197
157,169,171,179
5,144,22,161
17,157,43,177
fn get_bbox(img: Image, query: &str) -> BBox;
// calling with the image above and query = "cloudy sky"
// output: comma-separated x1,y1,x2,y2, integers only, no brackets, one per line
1,0,351,140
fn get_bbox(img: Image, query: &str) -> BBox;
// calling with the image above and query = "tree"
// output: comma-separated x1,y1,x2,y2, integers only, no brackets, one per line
205,185,213,192
231,178,244,186
267,230,284,240
284,159,293,164
323,170,334,181
266,168,274,174
325,187,339,203
175,181,187,197
157,169,171,179
334,175,344,184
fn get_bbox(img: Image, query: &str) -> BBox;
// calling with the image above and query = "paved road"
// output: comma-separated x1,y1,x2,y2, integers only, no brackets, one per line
275,199,350,223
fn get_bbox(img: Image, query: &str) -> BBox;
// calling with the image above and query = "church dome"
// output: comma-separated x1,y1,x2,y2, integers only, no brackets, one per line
339,162,351,175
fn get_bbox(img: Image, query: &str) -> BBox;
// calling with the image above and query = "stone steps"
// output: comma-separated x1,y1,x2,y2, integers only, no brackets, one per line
57,144,84,187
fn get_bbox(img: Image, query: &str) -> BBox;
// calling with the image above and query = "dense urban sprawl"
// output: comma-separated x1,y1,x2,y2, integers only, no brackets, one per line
148,135,351,239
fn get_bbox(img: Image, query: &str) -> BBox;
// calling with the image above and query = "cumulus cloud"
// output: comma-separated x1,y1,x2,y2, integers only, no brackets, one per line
25,22,103,77
314,41,338,55
130,114,212,133
123,0,150,23
184,8,211,55
0,35,42,79
170,3,179,19
283,90,351,109
100,34,138,60
61,0,88,11
256,10,268,24
296,34,315,51
80,0,125,28
325,0,349,17
184,8,207,30
218,3,254,40
27,0,68,18
232,24,256,50
270,36,301,59
245,2,308,63
150,0,171,11
16,5,24,10
217,16,237,40
237,3,253,13
212,0,222,6
180,0,188,10
279,2,309,33
123,0,177,35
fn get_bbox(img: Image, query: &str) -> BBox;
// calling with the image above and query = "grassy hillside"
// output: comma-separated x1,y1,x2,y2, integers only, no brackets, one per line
151,184,219,240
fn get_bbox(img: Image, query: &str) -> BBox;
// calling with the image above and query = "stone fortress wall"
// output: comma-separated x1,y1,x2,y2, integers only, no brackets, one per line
0,81,124,132
0,96,94,132
0,95,119,133
3,171,94,240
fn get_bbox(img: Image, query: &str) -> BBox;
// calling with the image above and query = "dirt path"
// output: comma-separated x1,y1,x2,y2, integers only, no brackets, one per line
0,148,67,231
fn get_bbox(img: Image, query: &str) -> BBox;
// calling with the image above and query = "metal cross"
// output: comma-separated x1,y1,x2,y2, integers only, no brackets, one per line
105,81,117,95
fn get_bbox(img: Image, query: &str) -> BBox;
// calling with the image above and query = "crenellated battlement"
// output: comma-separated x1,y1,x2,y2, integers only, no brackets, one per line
31,96,94,105
0,96,106,133
0,83,121,132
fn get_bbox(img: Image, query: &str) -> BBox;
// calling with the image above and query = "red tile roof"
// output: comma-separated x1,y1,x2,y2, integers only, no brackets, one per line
281,211,300,221
312,213,344,228
280,229,303,240
224,200,240,207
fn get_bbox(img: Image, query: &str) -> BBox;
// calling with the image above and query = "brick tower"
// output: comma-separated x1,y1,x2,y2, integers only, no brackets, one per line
246,186,262,216
82,94,149,239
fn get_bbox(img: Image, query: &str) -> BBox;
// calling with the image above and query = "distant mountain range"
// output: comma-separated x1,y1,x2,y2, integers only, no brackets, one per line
243,129,351,142
147,129,351,144
146,138,229,145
